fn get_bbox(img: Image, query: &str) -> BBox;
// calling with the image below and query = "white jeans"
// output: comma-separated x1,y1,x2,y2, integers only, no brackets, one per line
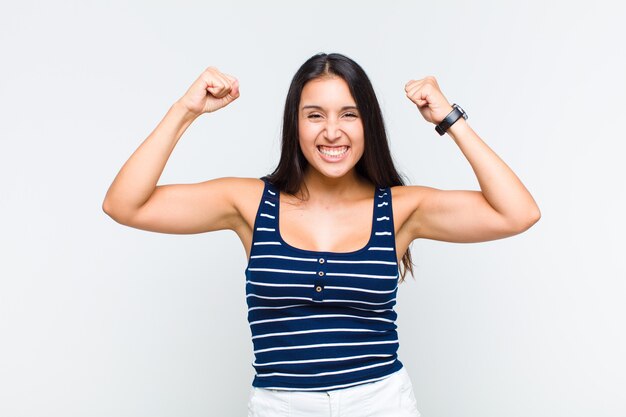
247,367,422,417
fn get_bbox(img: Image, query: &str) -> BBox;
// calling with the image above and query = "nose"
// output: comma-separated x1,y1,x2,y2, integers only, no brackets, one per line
323,117,342,141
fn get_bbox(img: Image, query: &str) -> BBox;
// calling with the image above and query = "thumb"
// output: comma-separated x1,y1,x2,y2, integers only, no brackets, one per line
217,79,240,107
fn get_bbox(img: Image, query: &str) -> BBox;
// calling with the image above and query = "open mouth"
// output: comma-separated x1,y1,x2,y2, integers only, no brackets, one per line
317,145,349,159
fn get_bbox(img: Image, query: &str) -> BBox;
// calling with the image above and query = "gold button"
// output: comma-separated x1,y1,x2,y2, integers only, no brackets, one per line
318,271,325,276
315,286,323,292
319,258,325,264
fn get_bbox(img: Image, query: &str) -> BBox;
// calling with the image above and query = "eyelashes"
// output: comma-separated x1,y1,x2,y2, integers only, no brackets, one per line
308,113,358,119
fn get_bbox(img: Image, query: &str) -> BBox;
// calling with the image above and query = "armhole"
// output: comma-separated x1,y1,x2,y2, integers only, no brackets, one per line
248,178,270,258
387,186,400,274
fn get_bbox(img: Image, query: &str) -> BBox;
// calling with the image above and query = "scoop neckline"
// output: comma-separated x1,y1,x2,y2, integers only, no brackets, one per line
274,185,379,257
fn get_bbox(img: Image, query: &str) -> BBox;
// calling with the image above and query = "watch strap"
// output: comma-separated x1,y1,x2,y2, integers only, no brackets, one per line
435,103,468,136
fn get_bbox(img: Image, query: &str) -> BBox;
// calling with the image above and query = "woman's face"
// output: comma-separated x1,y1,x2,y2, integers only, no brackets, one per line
298,76,365,180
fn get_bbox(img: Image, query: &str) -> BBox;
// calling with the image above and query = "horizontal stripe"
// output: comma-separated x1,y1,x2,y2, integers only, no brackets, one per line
345,306,395,313
248,304,309,312
260,213,275,219
324,285,397,294
376,216,390,221
254,339,398,354
252,327,385,340
377,202,388,207
367,247,394,251
253,241,281,246
251,306,395,316
247,268,316,275
250,314,394,326
254,353,393,367
246,280,313,288
375,231,392,236
267,189,276,195
250,254,319,262
247,294,312,301
257,359,396,378
326,272,398,279
256,227,276,232
326,259,397,265
264,200,276,207
248,282,397,295
323,298,397,306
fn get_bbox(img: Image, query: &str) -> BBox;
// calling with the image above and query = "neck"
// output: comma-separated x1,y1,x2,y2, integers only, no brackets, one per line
299,168,371,203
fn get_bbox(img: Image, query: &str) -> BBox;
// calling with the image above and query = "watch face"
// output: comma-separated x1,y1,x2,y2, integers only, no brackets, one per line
454,104,467,119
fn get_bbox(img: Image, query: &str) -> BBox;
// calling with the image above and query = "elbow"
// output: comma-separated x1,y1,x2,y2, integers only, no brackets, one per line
102,200,121,224
528,202,541,227
102,198,118,219
509,205,541,235
102,198,129,224
524,207,541,231
530,206,541,225
102,198,112,216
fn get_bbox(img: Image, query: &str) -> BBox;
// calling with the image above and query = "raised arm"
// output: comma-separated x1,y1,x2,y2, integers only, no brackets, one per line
402,76,541,243
102,66,248,234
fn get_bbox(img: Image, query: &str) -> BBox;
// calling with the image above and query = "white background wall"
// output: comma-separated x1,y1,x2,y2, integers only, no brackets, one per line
1,1,624,416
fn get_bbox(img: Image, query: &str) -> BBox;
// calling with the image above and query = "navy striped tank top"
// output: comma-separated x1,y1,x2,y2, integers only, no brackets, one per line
245,178,404,391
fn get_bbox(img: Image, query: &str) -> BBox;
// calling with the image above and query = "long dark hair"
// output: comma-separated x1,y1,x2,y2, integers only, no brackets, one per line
264,52,414,282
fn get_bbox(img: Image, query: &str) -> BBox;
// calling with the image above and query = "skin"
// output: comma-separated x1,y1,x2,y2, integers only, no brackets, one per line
278,76,374,255
102,66,541,266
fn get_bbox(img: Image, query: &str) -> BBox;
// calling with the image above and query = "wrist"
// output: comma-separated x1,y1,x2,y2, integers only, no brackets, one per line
171,100,201,123
446,117,471,140
436,105,455,125
435,103,468,136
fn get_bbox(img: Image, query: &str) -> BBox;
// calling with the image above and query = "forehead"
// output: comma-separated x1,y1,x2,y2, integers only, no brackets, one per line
300,77,356,109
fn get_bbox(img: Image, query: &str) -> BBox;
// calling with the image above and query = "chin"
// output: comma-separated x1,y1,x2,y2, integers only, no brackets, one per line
313,166,355,179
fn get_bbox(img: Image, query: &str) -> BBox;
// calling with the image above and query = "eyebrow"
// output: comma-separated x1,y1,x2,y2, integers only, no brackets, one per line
301,105,359,111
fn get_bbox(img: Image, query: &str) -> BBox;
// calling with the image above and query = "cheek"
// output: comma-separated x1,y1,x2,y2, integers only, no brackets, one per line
347,123,364,138
300,123,319,137
349,128,365,149
298,127,320,150
298,134,315,157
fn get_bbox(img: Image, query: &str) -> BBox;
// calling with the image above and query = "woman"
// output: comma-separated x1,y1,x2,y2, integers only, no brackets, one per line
103,52,540,416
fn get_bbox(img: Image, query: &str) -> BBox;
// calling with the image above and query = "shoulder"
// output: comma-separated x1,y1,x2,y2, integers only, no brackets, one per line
390,184,435,207
191,176,266,215
195,176,264,197
197,177,266,232
211,176,265,203
215,176,265,190
389,184,437,231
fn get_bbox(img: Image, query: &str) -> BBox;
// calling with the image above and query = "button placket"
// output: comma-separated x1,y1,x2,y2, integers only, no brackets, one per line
318,258,326,282
313,257,327,300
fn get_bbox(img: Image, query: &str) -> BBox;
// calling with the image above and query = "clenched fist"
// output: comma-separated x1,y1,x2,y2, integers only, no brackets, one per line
178,66,240,116
405,76,454,125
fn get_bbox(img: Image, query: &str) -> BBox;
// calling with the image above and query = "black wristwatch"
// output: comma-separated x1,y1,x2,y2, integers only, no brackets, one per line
435,103,468,136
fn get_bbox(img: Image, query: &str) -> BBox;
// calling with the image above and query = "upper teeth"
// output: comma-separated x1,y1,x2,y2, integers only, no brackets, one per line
319,146,348,156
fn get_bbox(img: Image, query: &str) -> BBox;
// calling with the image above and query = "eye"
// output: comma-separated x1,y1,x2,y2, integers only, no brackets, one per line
308,114,322,119
344,112,358,118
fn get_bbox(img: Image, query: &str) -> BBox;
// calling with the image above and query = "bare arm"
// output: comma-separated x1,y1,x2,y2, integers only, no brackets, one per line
102,66,244,233
403,77,540,243
102,102,196,221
